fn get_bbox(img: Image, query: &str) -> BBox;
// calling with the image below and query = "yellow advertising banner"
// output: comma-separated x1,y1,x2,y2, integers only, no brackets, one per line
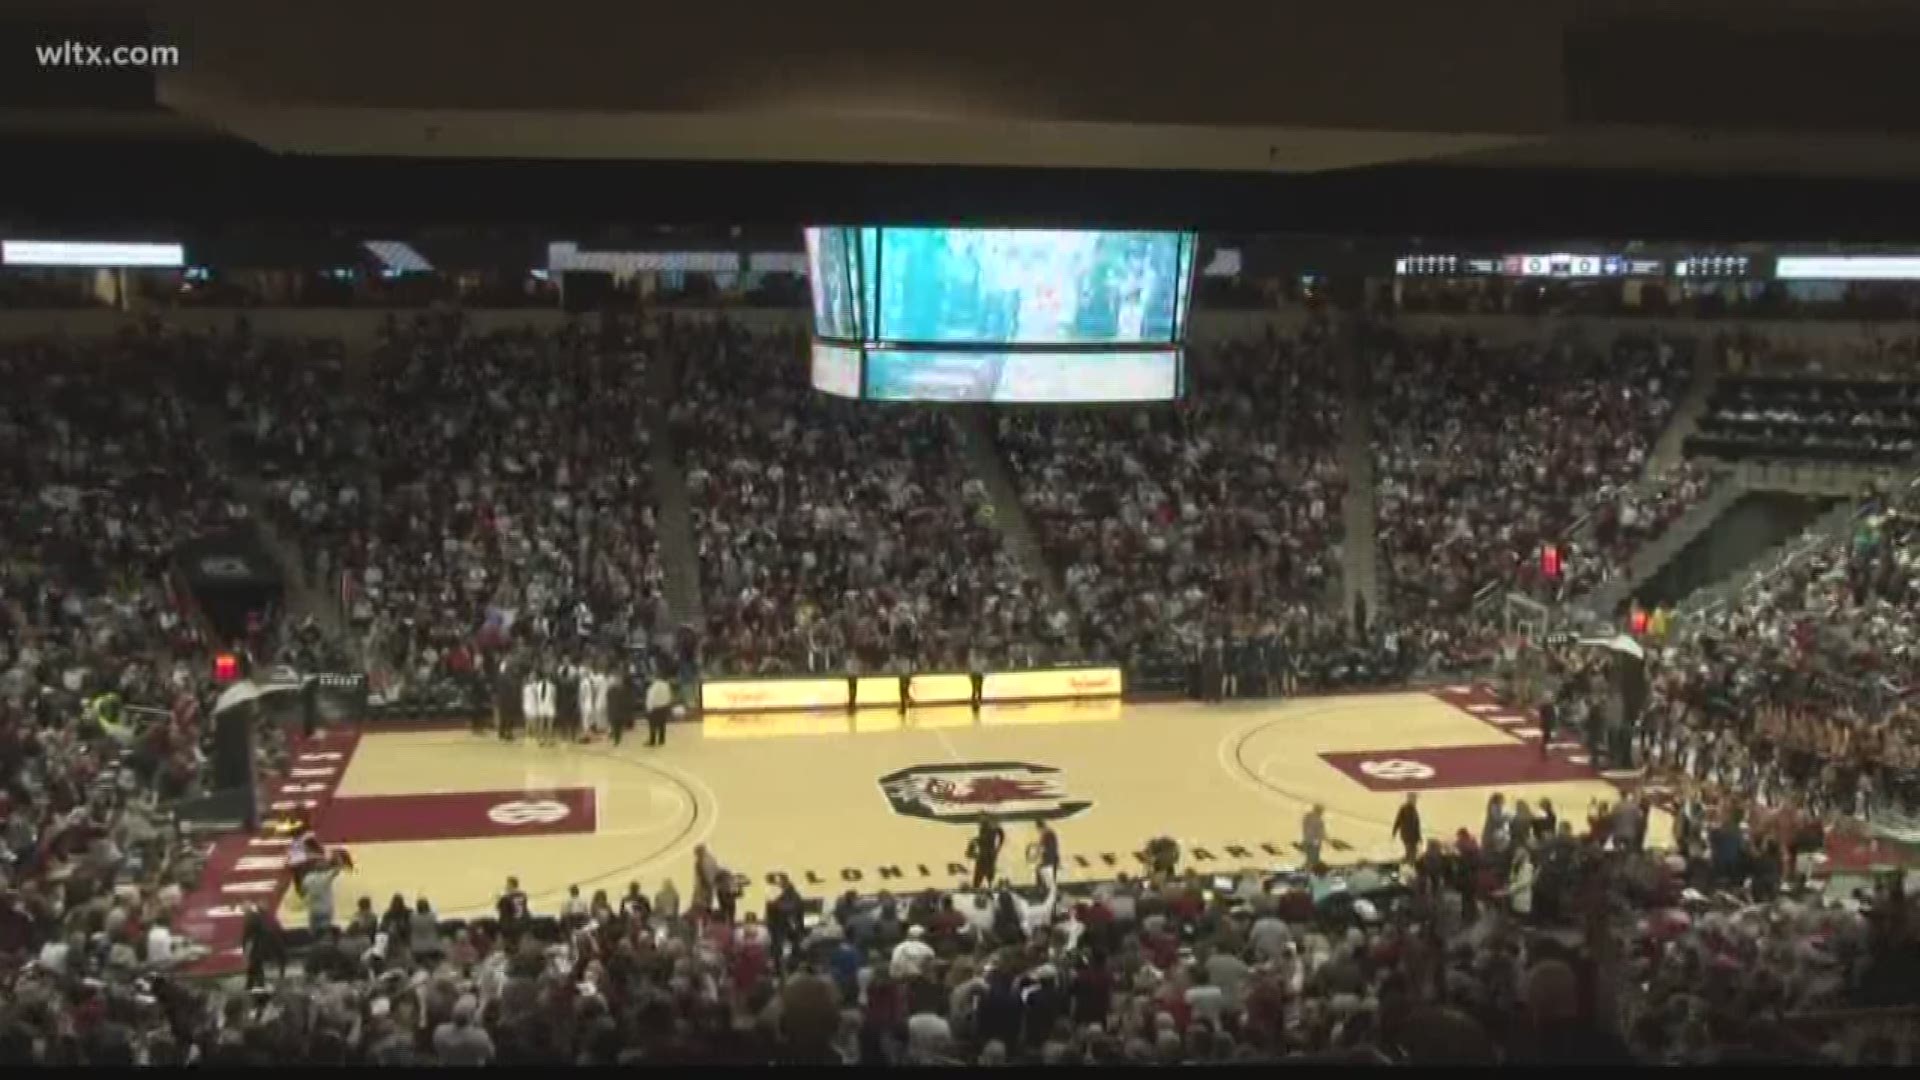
979,666,1123,703
854,676,903,708
906,672,974,706
700,677,850,713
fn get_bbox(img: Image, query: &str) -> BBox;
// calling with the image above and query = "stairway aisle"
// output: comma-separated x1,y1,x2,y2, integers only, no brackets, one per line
1338,319,1381,625
953,408,1063,596
231,476,360,650
185,397,365,670
645,342,706,630
1565,336,1726,618
1649,335,1722,470
1679,497,1860,621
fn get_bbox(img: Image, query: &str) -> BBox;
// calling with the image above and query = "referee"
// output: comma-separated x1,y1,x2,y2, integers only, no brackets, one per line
645,672,674,748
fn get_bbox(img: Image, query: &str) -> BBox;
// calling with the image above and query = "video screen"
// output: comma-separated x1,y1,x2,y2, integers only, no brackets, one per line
874,229,1189,346
864,348,1182,404
809,342,863,398
805,227,862,340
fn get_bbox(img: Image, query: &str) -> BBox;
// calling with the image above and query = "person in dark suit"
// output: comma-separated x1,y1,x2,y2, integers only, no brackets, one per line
607,673,633,747
478,655,502,736
968,815,1005,890
1033,821,1062,890
496,876,531,947
766,879,807,974
497,662,523,742
555,663,581,744
1393,793,1423,865
1200,638,1223,703
242,903,288,990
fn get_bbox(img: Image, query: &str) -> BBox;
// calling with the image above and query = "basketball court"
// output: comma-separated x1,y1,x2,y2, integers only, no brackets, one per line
204,686,1665,930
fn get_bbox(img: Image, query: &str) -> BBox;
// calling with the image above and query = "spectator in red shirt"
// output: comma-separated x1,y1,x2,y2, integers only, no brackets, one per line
1166,878,1205,925
1142,925,1181,972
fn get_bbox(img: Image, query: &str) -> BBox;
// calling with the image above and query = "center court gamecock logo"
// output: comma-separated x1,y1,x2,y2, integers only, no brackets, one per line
487,799,572,826
1358,759,1437,782
880,761,1093,825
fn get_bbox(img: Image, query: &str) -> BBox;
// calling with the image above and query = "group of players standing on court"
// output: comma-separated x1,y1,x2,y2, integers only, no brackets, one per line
483,653,679,748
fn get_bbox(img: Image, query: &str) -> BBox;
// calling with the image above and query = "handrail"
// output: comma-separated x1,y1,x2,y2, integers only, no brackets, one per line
1471,579,1503,610
1684,473,1919,626
1681,498,1864,624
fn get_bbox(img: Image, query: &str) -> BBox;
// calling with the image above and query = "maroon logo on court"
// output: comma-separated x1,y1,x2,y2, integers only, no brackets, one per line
1320,743,1595,793
880,762,1092,825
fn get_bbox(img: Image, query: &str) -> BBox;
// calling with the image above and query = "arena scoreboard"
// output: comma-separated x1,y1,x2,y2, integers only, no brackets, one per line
1395,252,1668,278
804,227,1197,404
1394,251,1769,280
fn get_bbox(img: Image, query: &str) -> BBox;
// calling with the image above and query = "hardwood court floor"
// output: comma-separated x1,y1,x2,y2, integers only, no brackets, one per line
278,686,1669,924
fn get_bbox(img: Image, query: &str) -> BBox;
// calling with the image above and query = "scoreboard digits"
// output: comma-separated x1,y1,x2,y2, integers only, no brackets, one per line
1397,251,1763,280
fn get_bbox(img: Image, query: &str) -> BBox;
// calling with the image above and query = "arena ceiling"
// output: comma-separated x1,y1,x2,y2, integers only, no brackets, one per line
6,0,1920,237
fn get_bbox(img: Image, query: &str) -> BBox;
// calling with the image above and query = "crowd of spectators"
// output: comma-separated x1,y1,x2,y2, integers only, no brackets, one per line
995,326,1348,677
7,787,1914,1066
1371,328,1699,654
1687,376,1920,465
1638,479,1920,829
1720,326,1920,380
231,315,675,705
215,331,359,589
8,301,1920,1065
671,323,1063,676
1561,459,1719,600
0,333,297,1064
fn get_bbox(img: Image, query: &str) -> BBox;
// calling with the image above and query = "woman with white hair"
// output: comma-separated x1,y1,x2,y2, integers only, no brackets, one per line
692,844,722,915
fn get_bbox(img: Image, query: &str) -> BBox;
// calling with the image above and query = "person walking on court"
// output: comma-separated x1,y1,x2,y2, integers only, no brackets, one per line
692,843,723,915
1301,803,1328,868
496,875,531,947
1393,792,1422,865
1031,821,1062,891
968,814,1005,890
645,671,673,748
